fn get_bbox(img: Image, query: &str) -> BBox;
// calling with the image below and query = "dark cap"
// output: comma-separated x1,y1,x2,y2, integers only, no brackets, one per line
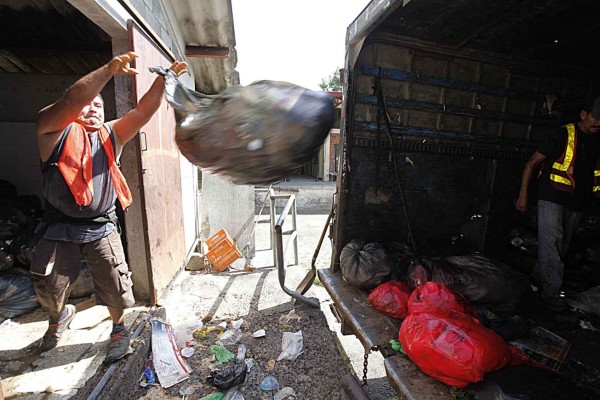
591,97,600,119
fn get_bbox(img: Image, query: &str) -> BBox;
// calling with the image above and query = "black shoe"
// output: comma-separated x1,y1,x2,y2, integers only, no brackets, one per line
104,329,131,363
39,304,77,353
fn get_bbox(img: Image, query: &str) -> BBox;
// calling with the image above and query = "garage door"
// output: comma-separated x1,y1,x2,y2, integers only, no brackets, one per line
129,21,186,303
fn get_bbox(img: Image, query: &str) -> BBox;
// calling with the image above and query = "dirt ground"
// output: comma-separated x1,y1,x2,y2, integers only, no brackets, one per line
146,210,398,399
0,194,398,399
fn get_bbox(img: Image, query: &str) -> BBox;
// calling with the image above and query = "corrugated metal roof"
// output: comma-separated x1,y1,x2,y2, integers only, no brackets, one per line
0,0,238,94
169,0,239,93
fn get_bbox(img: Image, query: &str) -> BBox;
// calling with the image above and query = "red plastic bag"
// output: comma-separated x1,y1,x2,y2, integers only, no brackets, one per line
399,282,529,387
368,281,412,319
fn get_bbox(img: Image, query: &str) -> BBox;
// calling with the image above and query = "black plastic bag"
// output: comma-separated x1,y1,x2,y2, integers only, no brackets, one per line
153,67,335,185
0,200,30,240
340,240,391,290
0,273,40,323
406,255,529,314
207,363,247,390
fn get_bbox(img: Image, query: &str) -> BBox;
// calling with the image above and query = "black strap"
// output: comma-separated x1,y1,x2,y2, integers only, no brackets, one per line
42,201,118,227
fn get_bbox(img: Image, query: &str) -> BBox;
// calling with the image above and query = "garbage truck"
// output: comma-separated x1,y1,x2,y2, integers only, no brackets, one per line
319,1,600,398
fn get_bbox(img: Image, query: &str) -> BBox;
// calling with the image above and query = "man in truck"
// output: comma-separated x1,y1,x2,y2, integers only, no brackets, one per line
516,97,600,312
30,51,187,362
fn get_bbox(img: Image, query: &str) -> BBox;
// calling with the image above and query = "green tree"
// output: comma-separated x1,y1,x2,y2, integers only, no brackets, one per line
319,68,341,92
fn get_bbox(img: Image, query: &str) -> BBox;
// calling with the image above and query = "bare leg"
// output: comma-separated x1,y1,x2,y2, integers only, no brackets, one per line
107,306,125,324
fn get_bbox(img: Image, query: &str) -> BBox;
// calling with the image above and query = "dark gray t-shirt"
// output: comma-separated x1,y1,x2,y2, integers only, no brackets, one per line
41,123,124,243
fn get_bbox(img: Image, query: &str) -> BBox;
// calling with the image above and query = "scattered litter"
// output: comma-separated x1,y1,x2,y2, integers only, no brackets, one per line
277,331,304,361
173,319,203,349
230,318,244,329
144,366,156,384
179,384,195,397
207,363,248,390
579,320,599,332
194,325,225,344
180,347,195,358
259,375,280,391
267,359,276,370
199,393,224,400
274,386,296,400
150,318,191,388
245,358,255,372
253,329,266,338
222,385,245,400
218,321,228,329
217,329,243,346
235,344,247,363
210,345,235,363
279,309,301,325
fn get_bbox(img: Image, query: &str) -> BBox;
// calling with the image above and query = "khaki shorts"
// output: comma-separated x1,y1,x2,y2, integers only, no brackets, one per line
30,230,135,320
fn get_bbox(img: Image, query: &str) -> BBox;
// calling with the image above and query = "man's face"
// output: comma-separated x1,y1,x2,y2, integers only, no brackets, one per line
77,95,105,130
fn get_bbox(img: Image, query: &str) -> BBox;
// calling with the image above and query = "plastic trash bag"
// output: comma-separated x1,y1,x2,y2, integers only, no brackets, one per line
0,274,40,323
277,331,303,361
368,280,412,319
0,200,30,240
223,385,245,400
340,240,391,290
153,67,335,185
406,255,529,314
399,282,532,388
207,363,247,390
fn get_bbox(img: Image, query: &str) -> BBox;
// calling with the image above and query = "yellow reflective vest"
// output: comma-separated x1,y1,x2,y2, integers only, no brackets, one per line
550,123,600,197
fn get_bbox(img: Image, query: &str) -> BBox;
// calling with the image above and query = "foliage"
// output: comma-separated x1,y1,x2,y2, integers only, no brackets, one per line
319,68,341,92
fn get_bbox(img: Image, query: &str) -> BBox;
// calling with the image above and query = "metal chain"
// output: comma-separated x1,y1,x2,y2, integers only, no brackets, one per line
362,345,381,386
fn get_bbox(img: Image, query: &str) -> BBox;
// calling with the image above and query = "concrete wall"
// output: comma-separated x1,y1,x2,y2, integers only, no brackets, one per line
201,173,255,258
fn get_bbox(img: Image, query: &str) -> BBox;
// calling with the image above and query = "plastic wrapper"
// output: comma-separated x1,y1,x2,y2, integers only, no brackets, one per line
368,280,412,319
399,282,531,388
153,67,335,185
277,331,303,361
340,240,391,290
406,255,529,314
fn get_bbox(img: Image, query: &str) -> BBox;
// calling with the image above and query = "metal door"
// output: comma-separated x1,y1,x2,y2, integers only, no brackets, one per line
129,22,186,303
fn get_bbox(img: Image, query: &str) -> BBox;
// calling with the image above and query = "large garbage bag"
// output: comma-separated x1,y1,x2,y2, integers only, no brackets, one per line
385,241,415,281
368,280,412,319
0,273,40,323
406,255,529,314
340,240,391,290
0,200,30,240
153,67,335,185
399,282,531,388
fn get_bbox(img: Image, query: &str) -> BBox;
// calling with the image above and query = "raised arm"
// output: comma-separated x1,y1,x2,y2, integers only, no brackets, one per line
516,151,546,213
111,61,188,145
37,52,139,136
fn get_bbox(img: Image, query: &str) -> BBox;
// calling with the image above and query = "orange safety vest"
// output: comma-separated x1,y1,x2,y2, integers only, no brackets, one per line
549,123,600,197
57,122,132,210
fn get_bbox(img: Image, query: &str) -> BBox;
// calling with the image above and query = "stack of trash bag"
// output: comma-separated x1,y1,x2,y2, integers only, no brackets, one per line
399,282,533,387
406,255,530,315
154,67,335,185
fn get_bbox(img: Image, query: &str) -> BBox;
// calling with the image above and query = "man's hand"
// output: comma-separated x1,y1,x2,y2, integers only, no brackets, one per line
516,194,527,213
168,60,188,77
108,52,140,76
